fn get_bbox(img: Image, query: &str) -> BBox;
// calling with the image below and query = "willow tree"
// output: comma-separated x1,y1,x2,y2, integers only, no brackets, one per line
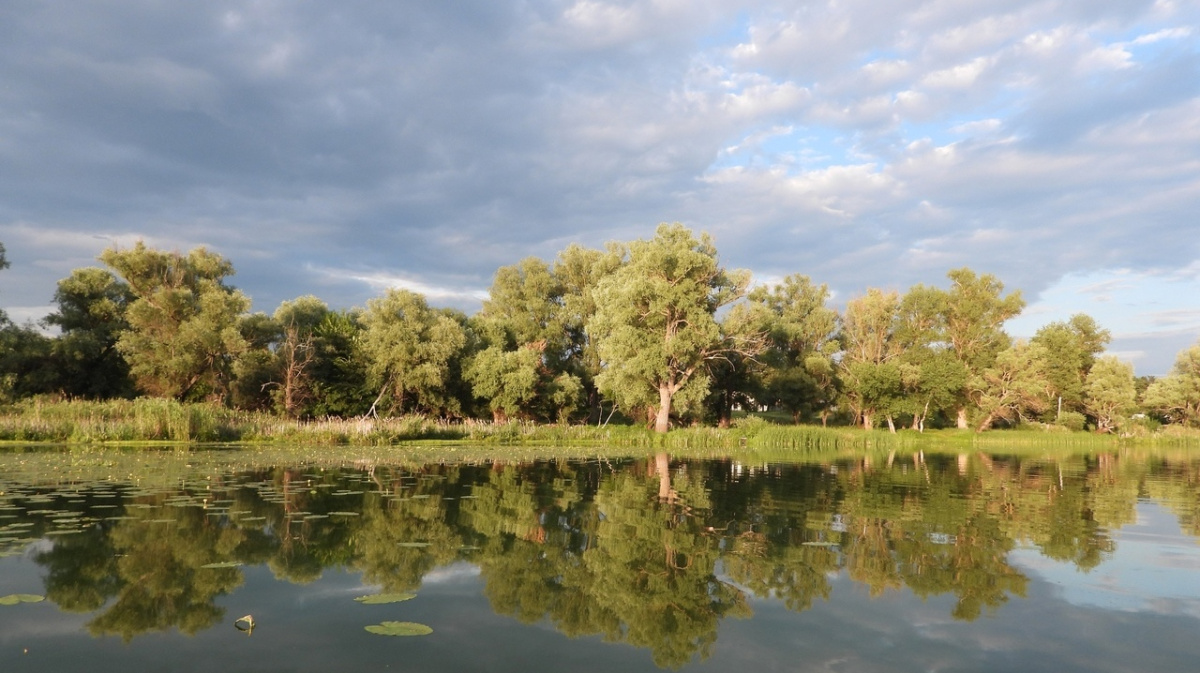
1143,341,1200,427
99,242,249,401
1083,356,1137,433
940,268,1025,428
749,274,840,424
360,288,466,416
589,224,751,432
838,288,902,430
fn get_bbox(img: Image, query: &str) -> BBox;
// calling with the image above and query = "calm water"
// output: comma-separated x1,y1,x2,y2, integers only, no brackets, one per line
1,446,1199,672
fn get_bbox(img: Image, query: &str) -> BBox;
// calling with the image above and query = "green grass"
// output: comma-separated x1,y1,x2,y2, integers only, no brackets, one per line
1,398,1197,453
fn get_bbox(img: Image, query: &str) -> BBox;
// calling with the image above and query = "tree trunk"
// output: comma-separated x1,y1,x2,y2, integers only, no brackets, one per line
655,386,672,433
655,452,674,502
861,411,873,430
956,406,969,429
886,415,896,433
975,413,994,433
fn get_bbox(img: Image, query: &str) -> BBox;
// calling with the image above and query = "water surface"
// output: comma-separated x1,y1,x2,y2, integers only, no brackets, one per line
1,447,1198,671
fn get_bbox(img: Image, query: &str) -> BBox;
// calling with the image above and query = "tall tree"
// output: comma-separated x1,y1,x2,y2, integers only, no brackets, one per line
749,275,839,424
1083,356,1137,433
1031,314,1111,420
589,223,751,432
269,296,330,417
99,242,249,402
838,288,902,430
467,257,582,422
1142,341,1200,427
554,243,625,421
360,288,467,417
940,268,1025,428
43,267,136,399
970,340,1052,431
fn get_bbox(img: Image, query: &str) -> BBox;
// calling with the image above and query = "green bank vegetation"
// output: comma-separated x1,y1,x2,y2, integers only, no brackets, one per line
1,228,1198,440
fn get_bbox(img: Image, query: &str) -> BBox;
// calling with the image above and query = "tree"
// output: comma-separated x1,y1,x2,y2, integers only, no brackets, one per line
269,296,330,417
588,224,751,432
940,269,1025,428
749,275,839,424
99,242,249,402
306,309,373,418
894,285,963,430
970,341,1052,431
1142,341,1200,427
466,257,582,422
838,288,902,430
1031,314,1111,420
704,301,772,428
554,243,625,421
43,267,136,399
1083,356,1137,433
360,288,467,416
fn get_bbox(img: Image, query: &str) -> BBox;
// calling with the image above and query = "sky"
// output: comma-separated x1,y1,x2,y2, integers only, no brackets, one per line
1,0,1198,376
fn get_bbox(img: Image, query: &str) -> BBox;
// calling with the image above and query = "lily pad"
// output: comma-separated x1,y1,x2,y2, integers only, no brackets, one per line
397,542,430,548
354,593,416,604
0,594,45,606
364,621,432,636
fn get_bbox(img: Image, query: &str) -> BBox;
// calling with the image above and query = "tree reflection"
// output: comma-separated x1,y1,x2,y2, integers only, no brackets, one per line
21,449,1200,663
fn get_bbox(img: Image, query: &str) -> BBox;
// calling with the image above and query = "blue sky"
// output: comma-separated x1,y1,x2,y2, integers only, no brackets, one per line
1,0,1197,375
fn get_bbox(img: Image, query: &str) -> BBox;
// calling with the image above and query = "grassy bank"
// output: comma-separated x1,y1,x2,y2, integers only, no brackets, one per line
1,397,1197,452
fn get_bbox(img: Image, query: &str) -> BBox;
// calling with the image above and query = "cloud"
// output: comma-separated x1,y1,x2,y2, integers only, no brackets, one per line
0,0,1196,375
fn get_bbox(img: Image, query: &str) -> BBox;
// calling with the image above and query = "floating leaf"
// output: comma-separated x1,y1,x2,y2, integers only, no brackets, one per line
200,561,243,569
397,542,430,548
0,594,45,606
354,593,416,604
364,621,432,636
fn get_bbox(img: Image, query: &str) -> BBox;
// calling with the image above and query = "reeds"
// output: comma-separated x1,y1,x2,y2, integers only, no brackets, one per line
0,397,1197,450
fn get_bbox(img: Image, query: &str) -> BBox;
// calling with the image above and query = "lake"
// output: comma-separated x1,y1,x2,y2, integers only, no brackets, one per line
1,445,1199,672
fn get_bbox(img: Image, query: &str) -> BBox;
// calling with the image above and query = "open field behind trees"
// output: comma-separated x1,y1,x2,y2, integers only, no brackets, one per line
2,226,1199,436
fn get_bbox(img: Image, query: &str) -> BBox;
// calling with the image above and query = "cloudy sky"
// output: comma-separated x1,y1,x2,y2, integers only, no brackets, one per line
1,0,1198,374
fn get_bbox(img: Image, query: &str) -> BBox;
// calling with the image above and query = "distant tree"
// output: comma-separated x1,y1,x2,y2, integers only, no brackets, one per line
360,289,467,416
307,309,373,418
466,257,582,422
704,300,772,428
1031,314,1111,420
1083,356,1137,433
838,288,902,430
940,268,1025,428
749,275,839,424
1142,341,1200,427
589,224,751,432
894,284,964,430
99,242,249,402
43,267,136,399
269,296,330,418
553,243,625,421
971,341,1052,431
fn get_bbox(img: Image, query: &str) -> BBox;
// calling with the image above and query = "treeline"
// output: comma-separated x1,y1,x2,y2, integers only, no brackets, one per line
0,226,1197,433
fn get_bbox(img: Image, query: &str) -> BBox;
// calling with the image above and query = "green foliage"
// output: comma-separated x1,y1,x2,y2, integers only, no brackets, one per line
99,242,250,402
43,267,136,399
971,341,1052,431
360,289,467,416
1032,314,1111,417
1083,356,1136,433
1142,342,1200,427
590,223,751,432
